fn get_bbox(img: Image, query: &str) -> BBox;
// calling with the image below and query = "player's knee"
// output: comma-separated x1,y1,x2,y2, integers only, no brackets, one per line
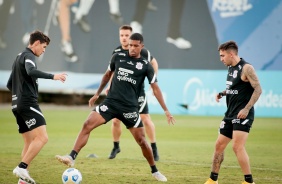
38,133,48,145
232,143,244,154
112,119,121,126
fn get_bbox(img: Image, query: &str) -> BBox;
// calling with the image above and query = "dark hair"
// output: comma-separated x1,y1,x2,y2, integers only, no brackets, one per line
129,33,144,44
218,40,238,54
119,25,132,32
29,30,50,45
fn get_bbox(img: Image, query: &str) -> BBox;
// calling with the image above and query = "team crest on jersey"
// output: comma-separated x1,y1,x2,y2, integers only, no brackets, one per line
136,62,143,70
100,105,108,112
233,70,238,78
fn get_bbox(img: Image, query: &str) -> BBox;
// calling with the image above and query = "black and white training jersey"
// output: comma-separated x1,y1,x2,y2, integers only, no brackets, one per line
6,48,54,110
225,58,254,119
107,52,157,107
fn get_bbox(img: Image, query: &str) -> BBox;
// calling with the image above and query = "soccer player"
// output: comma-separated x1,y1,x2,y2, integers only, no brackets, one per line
56,33,175,182
7,30,67,184
105,25,160,161
204,41,262,184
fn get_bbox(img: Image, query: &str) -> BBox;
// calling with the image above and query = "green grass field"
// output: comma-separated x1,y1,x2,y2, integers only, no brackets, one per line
0,105,281,184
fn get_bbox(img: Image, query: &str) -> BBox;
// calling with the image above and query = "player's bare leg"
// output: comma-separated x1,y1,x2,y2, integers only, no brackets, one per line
129,127,167,182
141,113,159,161
108,118,122,159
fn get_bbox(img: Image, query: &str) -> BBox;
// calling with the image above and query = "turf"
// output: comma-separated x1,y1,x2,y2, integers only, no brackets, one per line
0,106,281,184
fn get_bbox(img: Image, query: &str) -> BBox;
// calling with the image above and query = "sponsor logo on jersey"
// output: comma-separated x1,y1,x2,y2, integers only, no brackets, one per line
136,62,143,70
118,53,126,56
127,61,134,65
123,112,138,121
117,67,136,84
100,105,108,112
226,89,238,95
231,119,240,124
25,118,36,129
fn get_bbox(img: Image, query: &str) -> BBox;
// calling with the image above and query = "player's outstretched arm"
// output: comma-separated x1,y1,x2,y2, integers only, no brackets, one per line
89,70,113,107
151,83,175,125
53,73,68,83
215,90,226,102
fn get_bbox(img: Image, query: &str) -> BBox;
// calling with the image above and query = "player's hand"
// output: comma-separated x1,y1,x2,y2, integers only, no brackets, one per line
54,73,67,83
215,93,223,102
89,95,99,107
237,108,249,119
165,110,175,125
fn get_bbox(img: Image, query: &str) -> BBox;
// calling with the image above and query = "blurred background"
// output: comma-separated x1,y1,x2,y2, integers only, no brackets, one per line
0,0,281,117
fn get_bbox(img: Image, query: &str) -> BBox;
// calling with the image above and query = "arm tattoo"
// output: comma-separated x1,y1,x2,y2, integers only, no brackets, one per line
212,152,224,172
243,65,262,110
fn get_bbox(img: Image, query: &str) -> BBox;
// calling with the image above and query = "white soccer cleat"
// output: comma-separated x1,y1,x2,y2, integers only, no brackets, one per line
166,37,192,49
13,166,36,184
55,155,75,167
130,21,143,34
18,177,28,184
61,41,78,62
152,171,167,182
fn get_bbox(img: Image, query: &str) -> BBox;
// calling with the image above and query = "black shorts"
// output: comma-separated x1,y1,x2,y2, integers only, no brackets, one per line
12,105,46,134
219,117,254,139
94,99,143,129
138,94,149,114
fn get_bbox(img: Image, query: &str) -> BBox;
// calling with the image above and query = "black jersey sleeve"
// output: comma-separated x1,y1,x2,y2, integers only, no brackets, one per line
147,63,157,84
141,48,154,62
24,55,54,79
6,72,12,91
108,53,119,71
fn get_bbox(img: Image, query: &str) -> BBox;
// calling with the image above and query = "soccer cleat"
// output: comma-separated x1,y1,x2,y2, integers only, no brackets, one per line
13,166,36,184
61,41,78,62
242,181,255,184
166,37,192,49
152,148,159,161
130,21,143,34
147,1,158,11
152,171,167,182
108,147,121,159
18,177,28,184
55,155,75,167
74,16,91,33
109,13,124,25
204,178,218,184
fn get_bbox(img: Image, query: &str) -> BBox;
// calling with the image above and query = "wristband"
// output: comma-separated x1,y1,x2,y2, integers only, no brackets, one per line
219,92,224,97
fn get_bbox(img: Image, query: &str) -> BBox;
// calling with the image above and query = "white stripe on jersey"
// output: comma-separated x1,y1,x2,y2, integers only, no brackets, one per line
241,119,249,125
25,59,35,67
147,50,151,61
133,115,142,128
139,96,147,113
30,107,44,117
107,64,111,71
150,74,157,83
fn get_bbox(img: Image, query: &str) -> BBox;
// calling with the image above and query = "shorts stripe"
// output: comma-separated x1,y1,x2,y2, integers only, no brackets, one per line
30,107,44,117
133,115,141,128
139,96,147,113
96,106,100,113
241,119,249,125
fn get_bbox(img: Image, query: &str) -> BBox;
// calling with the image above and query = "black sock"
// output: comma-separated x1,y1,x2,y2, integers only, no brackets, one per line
114,141,119,149
150,165,158,173
210,172,218,181
70,150,78,160
151,142,157,150
244,174,253,183
18,162,28,169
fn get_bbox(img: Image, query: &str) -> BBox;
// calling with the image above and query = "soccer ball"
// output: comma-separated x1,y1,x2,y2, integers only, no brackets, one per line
62,168,82,184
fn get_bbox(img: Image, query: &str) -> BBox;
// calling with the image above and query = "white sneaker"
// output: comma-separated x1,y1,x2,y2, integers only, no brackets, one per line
61,41,78,62
13,166,36,184
55,155,75,167
166,37,192,49
18,177,28,184
152,171,167,182
130,21,142,34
